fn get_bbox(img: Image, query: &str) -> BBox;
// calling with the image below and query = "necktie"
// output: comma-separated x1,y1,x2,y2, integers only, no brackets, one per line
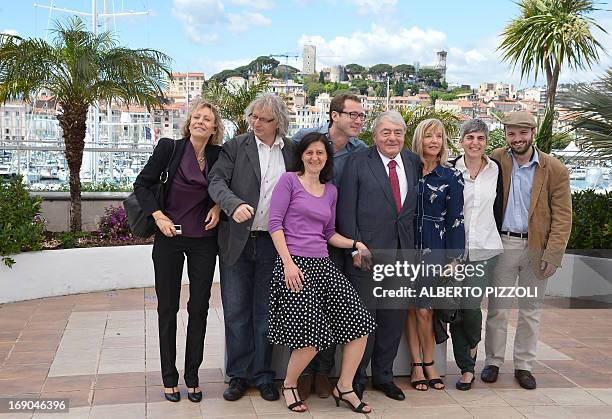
388,160,401,213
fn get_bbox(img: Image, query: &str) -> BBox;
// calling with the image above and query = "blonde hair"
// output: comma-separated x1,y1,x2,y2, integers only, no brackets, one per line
181,99,224,145
412,118,449,166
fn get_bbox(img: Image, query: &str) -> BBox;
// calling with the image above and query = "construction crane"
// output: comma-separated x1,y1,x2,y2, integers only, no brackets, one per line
269,53,299,92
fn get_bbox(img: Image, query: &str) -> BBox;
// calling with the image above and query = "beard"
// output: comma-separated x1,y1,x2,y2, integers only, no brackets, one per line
510,139,533,155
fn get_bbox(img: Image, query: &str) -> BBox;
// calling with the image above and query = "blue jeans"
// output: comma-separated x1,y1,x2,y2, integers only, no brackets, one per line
220,232,276,386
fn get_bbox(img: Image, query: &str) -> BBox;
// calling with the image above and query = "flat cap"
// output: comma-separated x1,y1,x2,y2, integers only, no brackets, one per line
502,111,536,128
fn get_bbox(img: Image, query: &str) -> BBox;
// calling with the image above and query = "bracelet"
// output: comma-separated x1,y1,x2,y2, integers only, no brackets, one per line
352,240,357,251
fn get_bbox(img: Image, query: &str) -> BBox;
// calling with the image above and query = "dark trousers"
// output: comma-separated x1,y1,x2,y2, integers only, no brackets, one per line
346,255,406,386
152,233,217,388
449,257,495,374
303,245,345,376
219,232,276,386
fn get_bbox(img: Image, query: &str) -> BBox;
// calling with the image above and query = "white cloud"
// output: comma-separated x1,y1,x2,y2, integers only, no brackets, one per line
229,0,273,9
1,29,18,36
228,12,272,32
172,0,272,43
345,0,397,15
299,24,446,68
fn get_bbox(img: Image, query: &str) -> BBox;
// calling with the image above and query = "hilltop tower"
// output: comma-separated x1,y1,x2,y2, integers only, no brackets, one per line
303,45,316,75
435,50,447,82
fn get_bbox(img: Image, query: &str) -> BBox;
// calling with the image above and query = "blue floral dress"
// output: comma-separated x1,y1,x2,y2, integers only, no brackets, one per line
414,164,466,307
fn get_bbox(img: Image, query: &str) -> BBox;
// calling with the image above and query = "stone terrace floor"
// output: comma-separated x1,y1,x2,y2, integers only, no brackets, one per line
2,284,612,418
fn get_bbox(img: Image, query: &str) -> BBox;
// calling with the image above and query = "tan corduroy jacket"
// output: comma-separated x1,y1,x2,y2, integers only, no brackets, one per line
491,147,572,279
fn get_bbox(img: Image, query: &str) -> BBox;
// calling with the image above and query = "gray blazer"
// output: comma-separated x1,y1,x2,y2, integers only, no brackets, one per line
337,146,421,252
208,132,296,265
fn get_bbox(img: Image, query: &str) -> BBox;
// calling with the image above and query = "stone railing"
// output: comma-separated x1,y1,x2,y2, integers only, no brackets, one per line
30,191,130,232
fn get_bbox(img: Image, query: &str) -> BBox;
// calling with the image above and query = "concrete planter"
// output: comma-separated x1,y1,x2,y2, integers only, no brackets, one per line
0,245,220,304
546,253,612,301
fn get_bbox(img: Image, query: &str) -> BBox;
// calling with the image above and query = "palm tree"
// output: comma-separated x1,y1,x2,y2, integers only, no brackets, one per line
0,17,172,231
202,74,268,136
567,69,612,158
498,0,606,152
359,105,461,150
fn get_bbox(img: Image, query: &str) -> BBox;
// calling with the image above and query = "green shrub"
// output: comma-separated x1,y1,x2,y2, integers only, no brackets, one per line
56,231,91,249
0,175,46,267
568,190,612,249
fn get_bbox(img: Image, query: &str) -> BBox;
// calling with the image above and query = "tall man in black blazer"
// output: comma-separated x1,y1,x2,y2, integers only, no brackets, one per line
209,94,296,402
337,110,420,400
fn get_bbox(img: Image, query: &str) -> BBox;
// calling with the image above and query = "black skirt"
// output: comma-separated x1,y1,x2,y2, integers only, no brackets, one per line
268,255,377,351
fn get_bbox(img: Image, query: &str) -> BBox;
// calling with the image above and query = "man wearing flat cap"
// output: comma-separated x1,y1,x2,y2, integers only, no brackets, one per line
481,110,572,390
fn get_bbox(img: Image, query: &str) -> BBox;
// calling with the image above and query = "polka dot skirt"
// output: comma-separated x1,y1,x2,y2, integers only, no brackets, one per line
268,255,377,351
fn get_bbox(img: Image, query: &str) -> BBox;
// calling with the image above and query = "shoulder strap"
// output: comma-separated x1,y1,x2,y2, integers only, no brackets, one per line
159,140,177,184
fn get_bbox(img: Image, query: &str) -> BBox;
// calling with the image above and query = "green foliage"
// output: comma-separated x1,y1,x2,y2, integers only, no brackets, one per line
210,56,279,82
318,71,325,83
0,176,46,267
534,108,572,153
568,190,612,249
486,129,508,154
56,231,90,249
368,64,393,76
350,79,370,95
498,0,605,85
0,17,172,232
345,63,366,74
568,68,612,158
358,105,461,150
417,68,442,86
393,64,415,78
49,182,132,192
202,73,268,135
393,80,405,96
498,0,606,146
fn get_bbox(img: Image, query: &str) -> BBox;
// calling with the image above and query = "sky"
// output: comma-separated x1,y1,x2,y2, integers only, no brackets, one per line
1,0,611,89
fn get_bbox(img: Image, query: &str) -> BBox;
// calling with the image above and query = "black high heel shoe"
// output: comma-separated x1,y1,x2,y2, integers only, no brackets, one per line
423,361,445,390
410,362,428,391
281,385,307,412
164,387,180,402
456,374,476,391
332,384,371,414
187,387,202,403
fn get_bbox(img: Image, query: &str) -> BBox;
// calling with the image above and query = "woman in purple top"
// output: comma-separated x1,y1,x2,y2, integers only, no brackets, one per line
134,99,222,403
267,133,377,414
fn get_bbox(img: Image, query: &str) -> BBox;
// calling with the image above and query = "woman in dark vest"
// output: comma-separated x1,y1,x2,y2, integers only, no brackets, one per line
134,99,223,403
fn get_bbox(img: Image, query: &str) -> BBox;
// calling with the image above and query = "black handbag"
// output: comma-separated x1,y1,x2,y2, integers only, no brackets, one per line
124,140,177,238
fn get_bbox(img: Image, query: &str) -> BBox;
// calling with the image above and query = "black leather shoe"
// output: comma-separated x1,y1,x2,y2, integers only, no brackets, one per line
258,382,280,401
515,369,536,390
373,381,405,401
481,365,499,383
187,388,202,403
353,382,365,399
223,377,248,401
455,375,475,391
164,388,180,402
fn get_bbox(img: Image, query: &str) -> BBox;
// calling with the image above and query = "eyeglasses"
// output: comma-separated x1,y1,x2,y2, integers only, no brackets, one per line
249,113,275,124
338,111,367,121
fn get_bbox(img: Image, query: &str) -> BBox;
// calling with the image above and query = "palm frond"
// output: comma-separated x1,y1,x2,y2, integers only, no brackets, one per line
202,74,269,135
566,68,612,158
498,0,606,83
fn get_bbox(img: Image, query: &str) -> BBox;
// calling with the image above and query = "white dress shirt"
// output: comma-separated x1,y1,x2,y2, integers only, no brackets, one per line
251,135,286,231
377,150,408,206
455,155,503,261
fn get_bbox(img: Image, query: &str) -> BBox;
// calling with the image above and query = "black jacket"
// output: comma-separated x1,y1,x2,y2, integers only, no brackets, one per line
134,137,222,217
449,155,504,232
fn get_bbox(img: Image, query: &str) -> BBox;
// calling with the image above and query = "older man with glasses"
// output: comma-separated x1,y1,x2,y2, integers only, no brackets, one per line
291,93,368,399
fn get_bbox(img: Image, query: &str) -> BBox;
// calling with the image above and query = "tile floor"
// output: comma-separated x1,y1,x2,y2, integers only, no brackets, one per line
1,285,612,418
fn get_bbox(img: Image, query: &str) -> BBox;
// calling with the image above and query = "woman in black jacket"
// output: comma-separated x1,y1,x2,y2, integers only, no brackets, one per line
134,99,223,403
448,118,503,391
